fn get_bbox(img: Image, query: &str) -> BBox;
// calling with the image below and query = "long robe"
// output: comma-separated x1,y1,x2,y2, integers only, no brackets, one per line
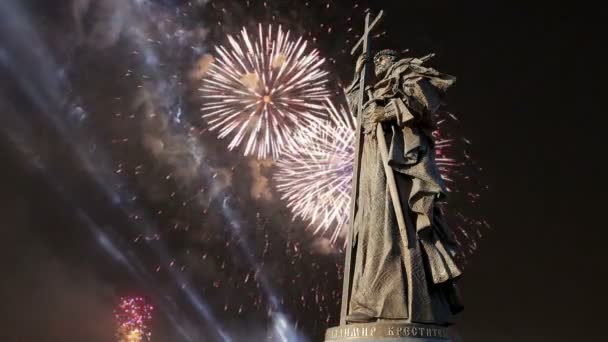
346,57,463,325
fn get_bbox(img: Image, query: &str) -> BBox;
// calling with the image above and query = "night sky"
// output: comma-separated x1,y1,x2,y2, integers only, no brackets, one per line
0,1,604,341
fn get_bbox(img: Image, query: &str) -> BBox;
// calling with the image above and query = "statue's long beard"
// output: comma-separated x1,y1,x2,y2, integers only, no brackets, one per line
374,63,392,78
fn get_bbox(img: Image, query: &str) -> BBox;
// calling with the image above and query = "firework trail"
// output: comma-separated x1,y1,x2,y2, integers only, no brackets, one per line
199,24,331,159
115,296,154,342
275,101,466,246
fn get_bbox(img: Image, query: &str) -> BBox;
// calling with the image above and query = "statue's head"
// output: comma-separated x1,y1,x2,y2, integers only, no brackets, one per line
373,49,398,76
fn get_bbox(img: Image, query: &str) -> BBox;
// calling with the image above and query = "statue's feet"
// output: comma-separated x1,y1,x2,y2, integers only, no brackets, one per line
345,312,376,323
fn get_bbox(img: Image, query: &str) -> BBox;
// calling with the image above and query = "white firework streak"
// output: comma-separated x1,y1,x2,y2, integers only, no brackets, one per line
275,100,459,245
199,24,331,159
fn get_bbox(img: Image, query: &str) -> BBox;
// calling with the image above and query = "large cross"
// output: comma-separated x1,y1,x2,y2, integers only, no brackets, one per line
340,10,384,325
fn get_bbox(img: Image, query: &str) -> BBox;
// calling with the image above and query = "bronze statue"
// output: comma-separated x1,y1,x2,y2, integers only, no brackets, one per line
344,47,463,324
327,11,463,342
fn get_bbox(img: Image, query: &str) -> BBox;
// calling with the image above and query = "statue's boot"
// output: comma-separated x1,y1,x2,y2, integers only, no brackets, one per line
345,312,376,323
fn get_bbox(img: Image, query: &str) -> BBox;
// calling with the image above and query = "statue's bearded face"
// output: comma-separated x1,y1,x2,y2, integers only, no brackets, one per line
374,55,395,76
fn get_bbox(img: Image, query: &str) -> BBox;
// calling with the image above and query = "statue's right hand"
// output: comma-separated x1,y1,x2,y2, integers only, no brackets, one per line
355,52,370,74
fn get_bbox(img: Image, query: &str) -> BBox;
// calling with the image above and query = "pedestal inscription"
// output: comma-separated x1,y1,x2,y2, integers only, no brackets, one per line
325,322,450,341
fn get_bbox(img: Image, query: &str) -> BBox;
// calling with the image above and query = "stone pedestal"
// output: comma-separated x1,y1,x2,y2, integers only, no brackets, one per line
325,322,451,342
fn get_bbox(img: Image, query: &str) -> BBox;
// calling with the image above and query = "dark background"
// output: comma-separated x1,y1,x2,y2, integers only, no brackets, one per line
0,0,605,341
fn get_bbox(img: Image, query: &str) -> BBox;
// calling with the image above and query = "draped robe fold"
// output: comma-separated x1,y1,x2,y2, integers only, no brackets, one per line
346,57,463,324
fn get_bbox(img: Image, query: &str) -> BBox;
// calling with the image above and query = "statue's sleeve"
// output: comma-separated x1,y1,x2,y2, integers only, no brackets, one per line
385,97,416,127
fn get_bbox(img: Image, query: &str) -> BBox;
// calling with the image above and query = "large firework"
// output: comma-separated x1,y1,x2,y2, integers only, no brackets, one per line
275,101,463,245
275,100,355,243
199,24,331,159
115,297,154,342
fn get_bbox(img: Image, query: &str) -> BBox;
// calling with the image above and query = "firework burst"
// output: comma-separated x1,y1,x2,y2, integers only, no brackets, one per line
275,101,463,245
199,24,331,159
275,100,355,243
115,296,154,342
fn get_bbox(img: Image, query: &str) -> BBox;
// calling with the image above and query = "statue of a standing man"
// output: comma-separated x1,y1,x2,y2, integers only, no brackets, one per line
343,49,463,325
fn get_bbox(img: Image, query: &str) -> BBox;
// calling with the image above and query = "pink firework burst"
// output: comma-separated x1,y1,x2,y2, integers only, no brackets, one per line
115,296,154,342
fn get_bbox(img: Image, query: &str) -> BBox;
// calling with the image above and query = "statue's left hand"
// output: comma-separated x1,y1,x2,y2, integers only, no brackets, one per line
362,100,400,132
